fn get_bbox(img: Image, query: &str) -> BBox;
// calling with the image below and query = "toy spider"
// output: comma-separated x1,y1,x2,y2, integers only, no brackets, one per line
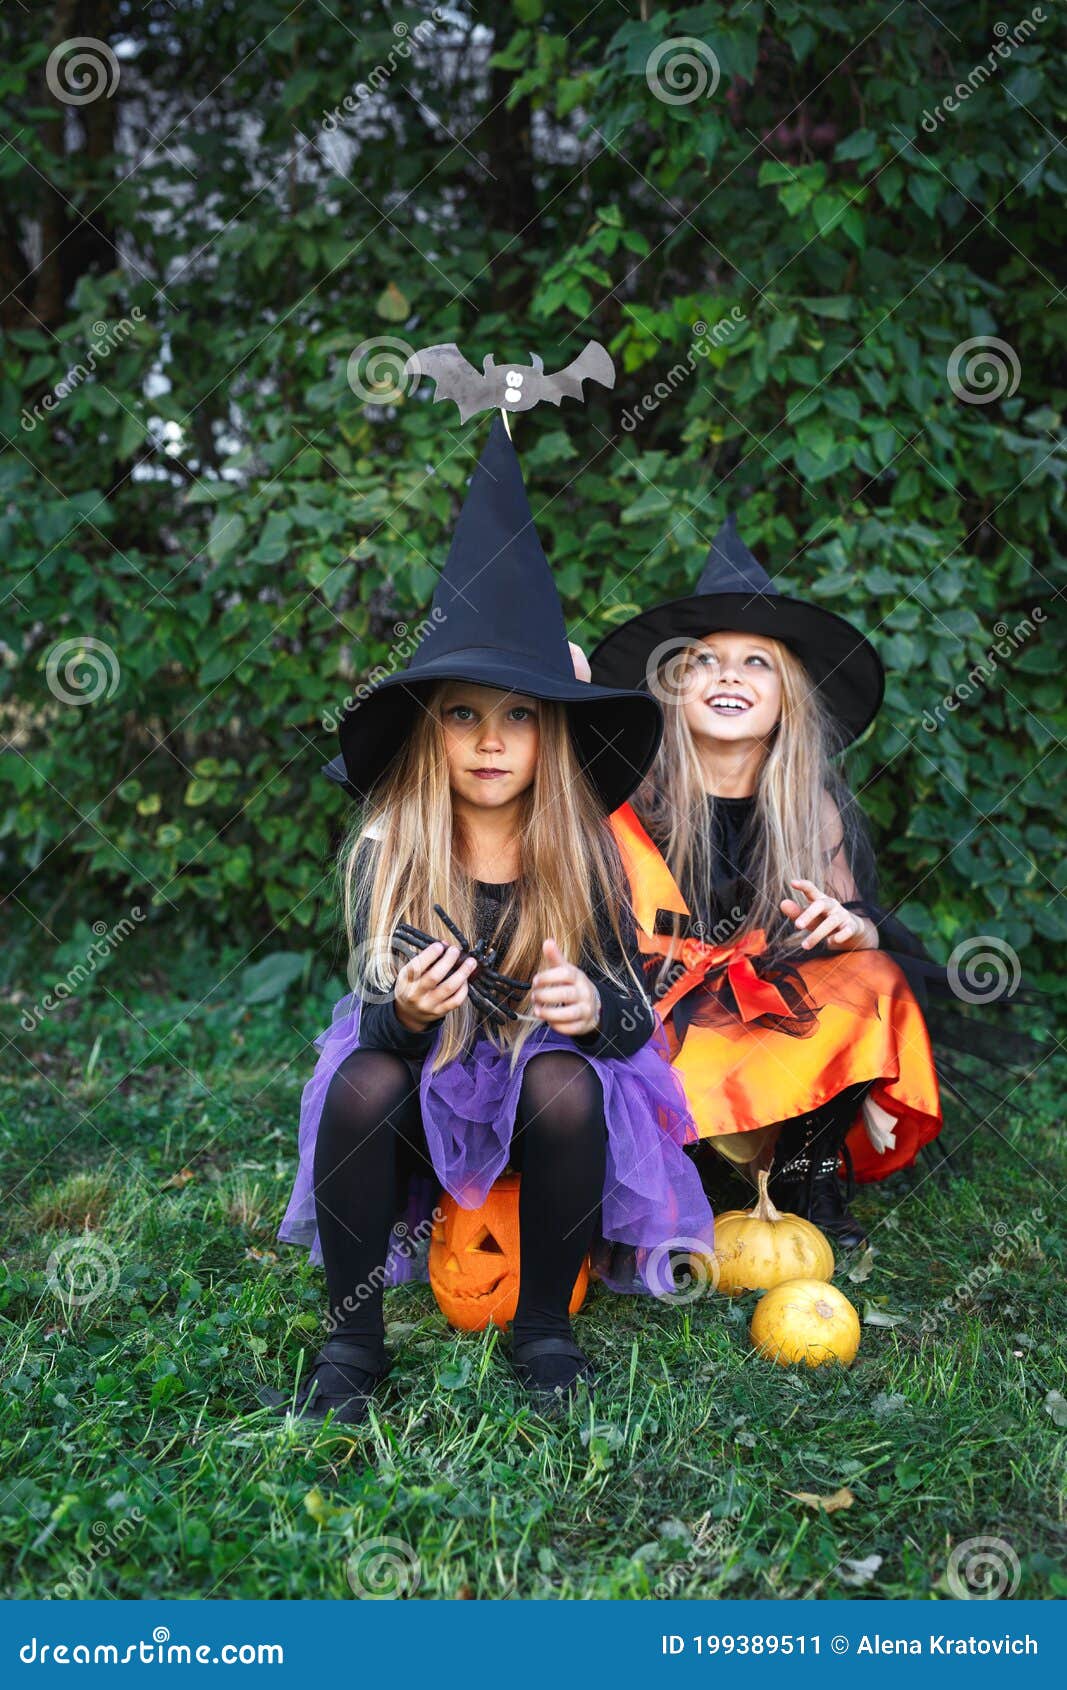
392,903,533,1024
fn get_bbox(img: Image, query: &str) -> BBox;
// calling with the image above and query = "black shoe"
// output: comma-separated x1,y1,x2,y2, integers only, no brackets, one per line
510,1334,596,1410
259,1337,389,1427
768,1099,869,1250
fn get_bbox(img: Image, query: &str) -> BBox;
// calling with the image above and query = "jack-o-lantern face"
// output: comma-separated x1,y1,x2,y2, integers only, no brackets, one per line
429,1173,590,1331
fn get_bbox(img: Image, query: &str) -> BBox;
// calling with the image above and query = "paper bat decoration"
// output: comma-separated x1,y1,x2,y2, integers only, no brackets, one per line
405,340,615,422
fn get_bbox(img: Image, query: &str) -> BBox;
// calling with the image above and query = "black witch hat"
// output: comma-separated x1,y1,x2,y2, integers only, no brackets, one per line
589,514,884,745
324,415,663,810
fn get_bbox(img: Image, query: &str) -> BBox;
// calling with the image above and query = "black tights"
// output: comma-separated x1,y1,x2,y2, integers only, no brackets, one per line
312,1049,607,1354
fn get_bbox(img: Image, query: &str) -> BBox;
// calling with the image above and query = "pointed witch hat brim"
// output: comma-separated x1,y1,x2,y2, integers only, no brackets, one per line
589,515,884,746
325,416,663,811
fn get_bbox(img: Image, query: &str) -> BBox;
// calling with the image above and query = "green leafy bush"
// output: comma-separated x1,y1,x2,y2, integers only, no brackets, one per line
2,2,1063,983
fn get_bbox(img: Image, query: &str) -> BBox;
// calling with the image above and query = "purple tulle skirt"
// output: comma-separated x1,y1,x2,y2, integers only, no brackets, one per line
276,994,714,1296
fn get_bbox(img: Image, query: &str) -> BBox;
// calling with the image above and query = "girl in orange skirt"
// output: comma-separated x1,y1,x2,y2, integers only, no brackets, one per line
589,515,943,1248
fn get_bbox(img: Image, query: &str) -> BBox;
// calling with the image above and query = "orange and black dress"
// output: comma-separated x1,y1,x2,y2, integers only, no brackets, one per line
609,797,943,1185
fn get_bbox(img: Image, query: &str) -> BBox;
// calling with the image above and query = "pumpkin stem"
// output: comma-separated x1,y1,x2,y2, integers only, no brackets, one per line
754,1168,784,1224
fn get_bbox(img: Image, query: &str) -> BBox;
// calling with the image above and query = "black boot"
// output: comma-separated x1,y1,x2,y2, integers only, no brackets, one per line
510,1333,597,1412
259,1337,389,1428
767,1088,869,1249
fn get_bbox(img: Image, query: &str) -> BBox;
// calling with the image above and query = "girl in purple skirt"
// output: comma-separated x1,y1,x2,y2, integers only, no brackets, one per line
271,418,713,1423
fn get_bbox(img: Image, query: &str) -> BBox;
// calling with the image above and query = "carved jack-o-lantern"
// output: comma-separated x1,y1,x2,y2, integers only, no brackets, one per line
428,1173,590,1331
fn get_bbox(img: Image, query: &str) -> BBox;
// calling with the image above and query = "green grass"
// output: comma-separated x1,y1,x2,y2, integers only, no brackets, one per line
2,934,1064,1601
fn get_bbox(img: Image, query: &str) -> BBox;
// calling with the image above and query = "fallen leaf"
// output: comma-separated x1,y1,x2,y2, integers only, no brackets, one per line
836,1553,883,1586
871,1390,906,1419
1044,1389,1067,1427
162,1167,195,1189
862,1301,908,1327
786,1487,855,1513
847,1247,876,1283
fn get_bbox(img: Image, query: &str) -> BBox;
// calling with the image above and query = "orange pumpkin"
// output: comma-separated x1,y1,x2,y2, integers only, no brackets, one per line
428,1173,590,1331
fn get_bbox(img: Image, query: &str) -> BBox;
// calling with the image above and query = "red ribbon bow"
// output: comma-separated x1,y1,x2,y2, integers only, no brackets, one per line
650,929,792,1024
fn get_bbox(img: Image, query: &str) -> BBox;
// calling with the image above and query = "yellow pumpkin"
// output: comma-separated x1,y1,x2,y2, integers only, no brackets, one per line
697,1170,834,1296
750,1278,861,1367
428,1173,589,1332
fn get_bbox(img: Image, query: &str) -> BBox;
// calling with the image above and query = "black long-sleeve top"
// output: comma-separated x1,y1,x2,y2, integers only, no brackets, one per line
351,842,655,1062
669,792,935,988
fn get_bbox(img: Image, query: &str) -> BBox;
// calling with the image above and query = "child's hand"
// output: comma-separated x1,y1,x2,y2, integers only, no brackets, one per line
531,938,602,1037
393,941,479,1031
780,880,874,951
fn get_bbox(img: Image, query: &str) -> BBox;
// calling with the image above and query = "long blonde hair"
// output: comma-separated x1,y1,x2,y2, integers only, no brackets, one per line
341,682,642,1071
634,636,863,955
